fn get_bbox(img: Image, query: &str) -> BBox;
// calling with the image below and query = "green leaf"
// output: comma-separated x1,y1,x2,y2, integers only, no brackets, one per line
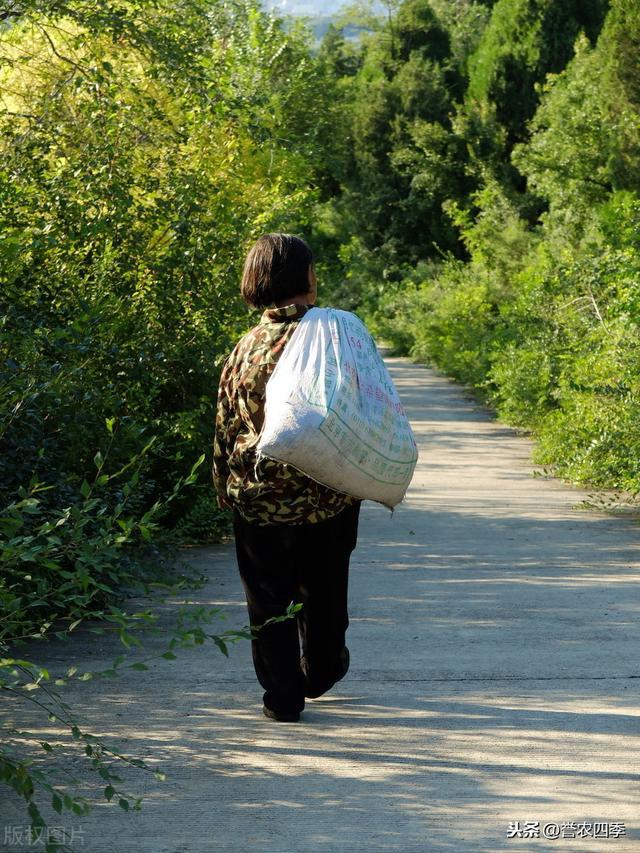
94,451,103,468
130,662,149,671
190,453,206,474
118,798,130,811
27,801,42,824
80,480,91,498
104,785,115,801
214,637,228,657
51,793,63,814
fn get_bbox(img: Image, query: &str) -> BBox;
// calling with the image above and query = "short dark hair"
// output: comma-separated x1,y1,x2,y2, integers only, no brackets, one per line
240,233,313,309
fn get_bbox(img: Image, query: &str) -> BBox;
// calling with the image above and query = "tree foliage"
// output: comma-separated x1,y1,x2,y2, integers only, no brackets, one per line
364,0,640,500
1,0,336,539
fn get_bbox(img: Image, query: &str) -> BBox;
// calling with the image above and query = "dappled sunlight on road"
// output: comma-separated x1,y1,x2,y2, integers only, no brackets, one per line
4,359,639,851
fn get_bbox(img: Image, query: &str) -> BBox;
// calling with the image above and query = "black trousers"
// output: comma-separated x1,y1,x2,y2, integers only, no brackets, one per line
232,501,361,715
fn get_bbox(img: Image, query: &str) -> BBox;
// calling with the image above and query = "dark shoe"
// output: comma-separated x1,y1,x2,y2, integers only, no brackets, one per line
262,704,300,722
303,646,350,699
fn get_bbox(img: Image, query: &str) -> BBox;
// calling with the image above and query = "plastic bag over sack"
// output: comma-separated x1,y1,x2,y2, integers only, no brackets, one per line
256,307,419,509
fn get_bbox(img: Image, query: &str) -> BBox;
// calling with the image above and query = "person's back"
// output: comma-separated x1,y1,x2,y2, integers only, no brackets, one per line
213,302,357,525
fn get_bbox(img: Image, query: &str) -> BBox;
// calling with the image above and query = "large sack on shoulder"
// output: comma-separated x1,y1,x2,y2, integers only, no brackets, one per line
256,307,418,509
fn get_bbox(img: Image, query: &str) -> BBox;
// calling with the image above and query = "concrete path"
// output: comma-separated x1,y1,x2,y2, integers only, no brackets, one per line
2,359,640,852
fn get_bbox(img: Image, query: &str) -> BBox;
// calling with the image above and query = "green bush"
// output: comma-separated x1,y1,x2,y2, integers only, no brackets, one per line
409,263,498,386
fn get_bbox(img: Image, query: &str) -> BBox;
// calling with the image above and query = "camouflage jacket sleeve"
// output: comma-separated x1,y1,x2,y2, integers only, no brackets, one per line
212,355,234,511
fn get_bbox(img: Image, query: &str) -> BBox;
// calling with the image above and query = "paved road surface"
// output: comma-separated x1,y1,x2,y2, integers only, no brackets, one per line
2,358,639,852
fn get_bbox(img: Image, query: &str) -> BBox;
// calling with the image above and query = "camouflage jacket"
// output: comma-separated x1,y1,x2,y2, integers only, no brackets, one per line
212,302,358,525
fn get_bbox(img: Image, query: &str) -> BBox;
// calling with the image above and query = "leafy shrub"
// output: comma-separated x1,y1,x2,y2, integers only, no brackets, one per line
409,261,501,387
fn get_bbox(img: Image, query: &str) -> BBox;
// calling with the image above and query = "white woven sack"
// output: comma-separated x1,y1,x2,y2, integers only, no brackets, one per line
256,307,419,509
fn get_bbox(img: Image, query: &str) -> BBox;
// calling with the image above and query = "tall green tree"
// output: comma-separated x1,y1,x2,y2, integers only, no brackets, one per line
317,0,482,316
466,0,610,149
512,0,640,238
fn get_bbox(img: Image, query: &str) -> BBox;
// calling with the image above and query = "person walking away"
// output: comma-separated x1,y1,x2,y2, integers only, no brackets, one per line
212,233,362,723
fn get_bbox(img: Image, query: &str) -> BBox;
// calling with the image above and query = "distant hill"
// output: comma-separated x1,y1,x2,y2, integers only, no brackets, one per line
307,15,372,42
262,0,349,15
261,0,378,42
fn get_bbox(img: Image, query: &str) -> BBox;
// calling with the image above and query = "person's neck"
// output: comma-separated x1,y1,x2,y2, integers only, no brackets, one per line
274,295,313,307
